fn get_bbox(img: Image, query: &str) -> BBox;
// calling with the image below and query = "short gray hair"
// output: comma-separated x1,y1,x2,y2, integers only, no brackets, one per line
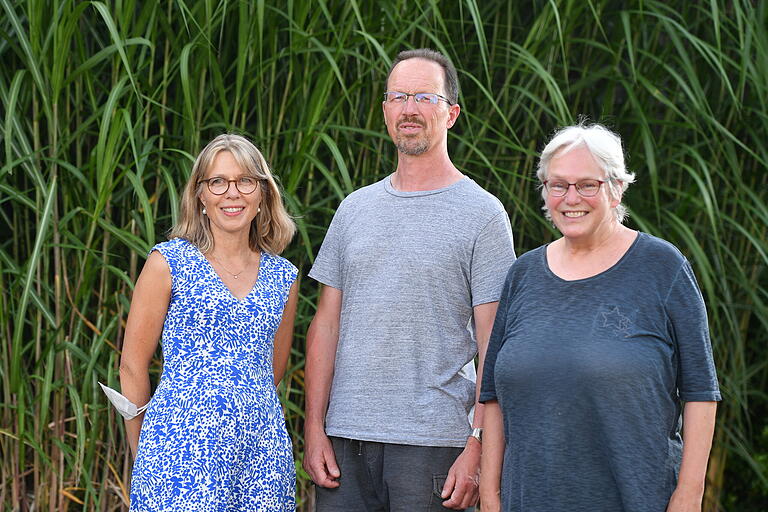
537,123,636,223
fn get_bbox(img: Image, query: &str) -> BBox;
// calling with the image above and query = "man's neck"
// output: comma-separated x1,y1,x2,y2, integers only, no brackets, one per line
392,151,463,192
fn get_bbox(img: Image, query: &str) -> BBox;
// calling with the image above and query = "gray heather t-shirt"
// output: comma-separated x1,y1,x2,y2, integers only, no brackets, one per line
309,175,516,447
480,232,721,511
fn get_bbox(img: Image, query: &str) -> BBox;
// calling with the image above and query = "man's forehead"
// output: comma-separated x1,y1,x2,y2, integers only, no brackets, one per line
388,58,445,88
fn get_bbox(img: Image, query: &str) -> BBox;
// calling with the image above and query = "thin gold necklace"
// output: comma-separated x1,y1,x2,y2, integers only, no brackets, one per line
210,253,246,279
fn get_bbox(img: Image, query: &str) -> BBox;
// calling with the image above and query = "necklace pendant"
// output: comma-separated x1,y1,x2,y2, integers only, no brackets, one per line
234,275,239,279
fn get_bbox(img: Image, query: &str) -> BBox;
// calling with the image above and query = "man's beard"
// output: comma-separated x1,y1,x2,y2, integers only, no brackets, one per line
394,116,429,155
395,136,429,155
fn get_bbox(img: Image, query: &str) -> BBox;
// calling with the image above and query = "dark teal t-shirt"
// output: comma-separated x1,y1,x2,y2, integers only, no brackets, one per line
480,232,721,512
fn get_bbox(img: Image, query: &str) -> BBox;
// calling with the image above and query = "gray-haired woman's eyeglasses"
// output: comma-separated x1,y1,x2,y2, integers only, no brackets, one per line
543,179,606,197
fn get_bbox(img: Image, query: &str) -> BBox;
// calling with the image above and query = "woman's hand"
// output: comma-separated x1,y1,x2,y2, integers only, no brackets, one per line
479,492,502,512
666,487,703,512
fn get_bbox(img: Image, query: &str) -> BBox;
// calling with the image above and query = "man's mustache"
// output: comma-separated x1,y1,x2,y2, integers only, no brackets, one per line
397,115,425,127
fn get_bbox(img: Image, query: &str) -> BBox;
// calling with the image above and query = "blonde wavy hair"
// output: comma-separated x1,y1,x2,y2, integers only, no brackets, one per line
169,134,295,254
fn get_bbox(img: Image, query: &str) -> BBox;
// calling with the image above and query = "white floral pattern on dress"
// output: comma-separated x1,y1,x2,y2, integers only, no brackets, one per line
129,238,297,511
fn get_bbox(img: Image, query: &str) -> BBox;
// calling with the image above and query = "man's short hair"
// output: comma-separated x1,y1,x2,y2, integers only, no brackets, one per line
386,48,460,105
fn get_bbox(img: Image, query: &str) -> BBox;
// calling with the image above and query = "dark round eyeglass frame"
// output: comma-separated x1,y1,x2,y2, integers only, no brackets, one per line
197,177,260,195
543,179,606,197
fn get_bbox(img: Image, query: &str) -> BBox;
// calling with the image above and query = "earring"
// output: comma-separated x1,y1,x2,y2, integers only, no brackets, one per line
202,207,207,215
257,207,261,213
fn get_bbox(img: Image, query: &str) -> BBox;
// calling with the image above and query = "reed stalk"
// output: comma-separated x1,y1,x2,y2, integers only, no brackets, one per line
1,0,766,509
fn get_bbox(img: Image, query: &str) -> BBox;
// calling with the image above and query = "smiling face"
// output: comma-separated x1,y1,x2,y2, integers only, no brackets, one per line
199,150,261,239
545,145,620,242
382,58,459,156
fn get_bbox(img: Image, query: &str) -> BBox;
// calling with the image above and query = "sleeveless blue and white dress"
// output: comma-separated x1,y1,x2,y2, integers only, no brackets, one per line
129,238,297,511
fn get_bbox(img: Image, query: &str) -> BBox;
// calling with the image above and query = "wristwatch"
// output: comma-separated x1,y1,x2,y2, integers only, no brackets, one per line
470,427,483,443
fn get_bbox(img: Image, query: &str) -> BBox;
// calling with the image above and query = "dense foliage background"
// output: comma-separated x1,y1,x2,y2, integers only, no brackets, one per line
1,0,767,510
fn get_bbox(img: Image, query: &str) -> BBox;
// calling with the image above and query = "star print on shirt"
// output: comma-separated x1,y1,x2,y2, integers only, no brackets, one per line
602,306,632,333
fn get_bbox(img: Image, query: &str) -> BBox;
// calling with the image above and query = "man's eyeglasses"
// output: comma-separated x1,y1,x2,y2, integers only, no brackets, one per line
383,91,453,106
198,176,260,195
543,179,606,197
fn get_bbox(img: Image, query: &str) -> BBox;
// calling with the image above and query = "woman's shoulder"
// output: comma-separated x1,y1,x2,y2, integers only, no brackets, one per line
150,237,196,259
512,245,546,270
502,244,546,283
634,232,688,266
151,236,193,251
517,244,547,262
263,252,298,278
261,253,299,296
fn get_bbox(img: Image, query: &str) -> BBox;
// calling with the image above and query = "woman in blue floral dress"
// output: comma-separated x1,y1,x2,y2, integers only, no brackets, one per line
119,134,298,511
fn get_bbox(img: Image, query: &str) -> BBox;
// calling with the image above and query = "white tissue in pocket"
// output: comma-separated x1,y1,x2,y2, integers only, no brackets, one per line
99,382,149,420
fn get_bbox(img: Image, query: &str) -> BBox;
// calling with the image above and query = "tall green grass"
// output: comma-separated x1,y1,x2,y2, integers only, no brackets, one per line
1,0,766,509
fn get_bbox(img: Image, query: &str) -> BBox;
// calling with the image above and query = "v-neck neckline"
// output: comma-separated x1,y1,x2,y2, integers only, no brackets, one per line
193,243,266,302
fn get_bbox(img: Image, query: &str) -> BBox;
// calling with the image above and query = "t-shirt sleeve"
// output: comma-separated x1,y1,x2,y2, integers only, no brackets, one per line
479,268,514,403
308,202,347,290
666,261,721,402
470,210,516,306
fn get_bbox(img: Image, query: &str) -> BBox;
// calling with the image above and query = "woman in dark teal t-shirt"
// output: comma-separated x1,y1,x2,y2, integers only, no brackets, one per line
479,124,720,512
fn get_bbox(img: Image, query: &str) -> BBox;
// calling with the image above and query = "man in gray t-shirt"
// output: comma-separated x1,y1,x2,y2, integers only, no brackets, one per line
304,48,516,511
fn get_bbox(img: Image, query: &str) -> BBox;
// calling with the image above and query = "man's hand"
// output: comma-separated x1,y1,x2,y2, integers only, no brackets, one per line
303,425,341,488
441,438,481,509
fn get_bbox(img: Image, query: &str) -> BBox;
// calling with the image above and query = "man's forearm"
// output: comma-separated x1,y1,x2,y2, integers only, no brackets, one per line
304,326,337,428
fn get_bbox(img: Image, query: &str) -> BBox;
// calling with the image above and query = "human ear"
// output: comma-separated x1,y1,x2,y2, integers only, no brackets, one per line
609,180,623,208
446,103,461,129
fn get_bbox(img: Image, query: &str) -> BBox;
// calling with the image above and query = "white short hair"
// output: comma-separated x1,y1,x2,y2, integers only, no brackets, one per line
536,123,636,223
